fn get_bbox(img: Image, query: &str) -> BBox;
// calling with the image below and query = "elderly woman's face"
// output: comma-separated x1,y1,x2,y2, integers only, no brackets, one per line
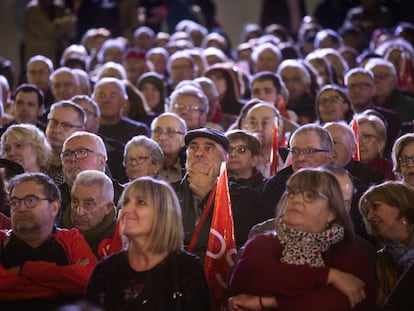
125,146,160,180
399,142,414,186
363,200,409,244
359,122,384,164
283,186,335,233
2,135,40,172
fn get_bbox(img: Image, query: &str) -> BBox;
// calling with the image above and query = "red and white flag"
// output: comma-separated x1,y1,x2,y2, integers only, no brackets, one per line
204,162,237,310
350,116,360,161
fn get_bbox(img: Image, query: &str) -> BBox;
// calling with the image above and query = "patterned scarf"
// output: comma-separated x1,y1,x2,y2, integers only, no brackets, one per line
275,219,345,267
382,238,414,271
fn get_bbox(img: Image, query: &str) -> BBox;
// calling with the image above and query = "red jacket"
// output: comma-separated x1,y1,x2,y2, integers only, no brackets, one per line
0,228,98,301
229,233,375,311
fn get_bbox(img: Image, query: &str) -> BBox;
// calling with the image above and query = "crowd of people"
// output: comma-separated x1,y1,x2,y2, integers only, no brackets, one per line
0,0,414,310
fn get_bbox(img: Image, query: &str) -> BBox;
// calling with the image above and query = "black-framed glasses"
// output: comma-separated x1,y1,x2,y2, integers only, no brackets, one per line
399,155,414,167
288,147,330,157
152,127,184,137
48,119,82,131
9,195,51,210
229,145,249,154
286,187,329,203
60,148,96,162
124,156,150,165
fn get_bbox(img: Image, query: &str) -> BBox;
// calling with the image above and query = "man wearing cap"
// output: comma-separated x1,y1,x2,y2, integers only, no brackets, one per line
122,47,150,85
171,127,263,259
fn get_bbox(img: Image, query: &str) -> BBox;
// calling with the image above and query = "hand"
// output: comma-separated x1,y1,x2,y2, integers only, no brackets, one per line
187,165,216,198
228,294,277,310
327,268,366,308
228,294,261,311
7,266,21,275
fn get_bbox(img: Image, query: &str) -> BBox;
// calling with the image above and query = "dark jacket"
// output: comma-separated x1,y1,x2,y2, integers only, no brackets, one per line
171,176,262,259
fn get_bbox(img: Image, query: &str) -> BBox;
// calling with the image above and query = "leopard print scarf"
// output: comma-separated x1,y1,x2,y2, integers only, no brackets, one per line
275,219,345,267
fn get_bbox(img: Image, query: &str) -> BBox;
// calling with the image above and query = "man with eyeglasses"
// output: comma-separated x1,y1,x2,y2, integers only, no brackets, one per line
344,67,401,154
256,124,334,220
0,173,97,309
364,58,414,123
245,102,288,178
226,130,267,193
170,84,209,130
171,128,263,260
151,112,187,183
45,101,86,186
58,131,124,226
167,50,197,91
71,94,127,184
26,55,54,109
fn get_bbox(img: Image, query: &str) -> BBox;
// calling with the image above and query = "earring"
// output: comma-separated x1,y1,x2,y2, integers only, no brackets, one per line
402,219,408,225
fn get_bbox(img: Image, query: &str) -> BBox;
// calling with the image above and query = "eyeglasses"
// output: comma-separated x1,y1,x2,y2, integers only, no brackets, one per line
60,148,97,162
229,145,249,154
152,127,184,137
173,104,203,113
48,119,82,131
319,95,344,106
288,147,330,157
399,155,414,167
286,187,329,203
359,134,377,143
346,82,373,91
124,156,150,165
9,195,51,210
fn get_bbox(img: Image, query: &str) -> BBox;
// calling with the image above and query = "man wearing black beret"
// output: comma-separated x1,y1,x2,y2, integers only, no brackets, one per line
171,127,265,259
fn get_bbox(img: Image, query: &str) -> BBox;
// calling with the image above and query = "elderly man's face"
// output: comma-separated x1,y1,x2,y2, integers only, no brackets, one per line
325,124,355,167
290,131,332,172
51,71,78,101
186,137,227,176
93,82,125,121
172,94,206,130
62,136,106,186
70,183,113,231
26,60,50,91
151,115,185,156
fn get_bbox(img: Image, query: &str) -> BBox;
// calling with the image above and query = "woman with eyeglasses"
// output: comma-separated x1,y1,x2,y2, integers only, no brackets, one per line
356,114,395,180
226,130,267,193
359,181,414,309
123,136,164,184
315,84,354,125
228,168,374,311
392,133,414,188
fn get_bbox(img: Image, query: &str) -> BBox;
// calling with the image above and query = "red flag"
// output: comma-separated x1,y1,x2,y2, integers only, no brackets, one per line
270,118,279,176
204,162,237,311
351,117,360,161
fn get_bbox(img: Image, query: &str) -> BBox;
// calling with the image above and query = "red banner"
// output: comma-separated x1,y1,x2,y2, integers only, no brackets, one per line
204,163,237,310
270,120,279,176
351,117,360,161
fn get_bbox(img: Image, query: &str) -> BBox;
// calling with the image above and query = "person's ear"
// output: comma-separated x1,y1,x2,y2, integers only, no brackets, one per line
50,200,60,218
104,202,115,216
